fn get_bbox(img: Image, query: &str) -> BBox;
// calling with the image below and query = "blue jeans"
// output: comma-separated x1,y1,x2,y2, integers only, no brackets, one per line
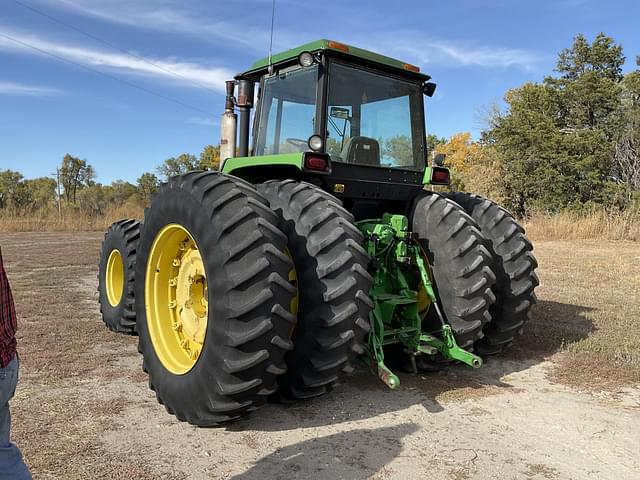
0,355,31,479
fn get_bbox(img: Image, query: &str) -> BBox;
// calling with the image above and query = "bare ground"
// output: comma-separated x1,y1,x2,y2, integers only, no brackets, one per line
1,232,638,479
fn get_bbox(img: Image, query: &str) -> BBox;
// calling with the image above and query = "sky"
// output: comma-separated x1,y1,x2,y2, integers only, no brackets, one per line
1,0,639,184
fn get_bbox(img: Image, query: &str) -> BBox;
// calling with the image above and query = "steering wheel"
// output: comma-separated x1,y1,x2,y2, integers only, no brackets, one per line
286,138,308,151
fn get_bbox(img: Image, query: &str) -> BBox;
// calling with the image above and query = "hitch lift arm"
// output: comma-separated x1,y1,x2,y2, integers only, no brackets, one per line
358,214,482,389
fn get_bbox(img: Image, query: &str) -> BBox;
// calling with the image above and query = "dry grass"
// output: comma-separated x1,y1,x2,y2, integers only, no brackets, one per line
2,199,638,243
0,204,143,232
1,232,181,479
524,208,640,241
511,240,640,390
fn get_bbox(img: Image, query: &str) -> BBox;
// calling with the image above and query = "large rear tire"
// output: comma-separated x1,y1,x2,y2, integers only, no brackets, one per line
445,193,539,355
258,180,373,400
98,219,140,334
135,172,296,425
410,192,496,349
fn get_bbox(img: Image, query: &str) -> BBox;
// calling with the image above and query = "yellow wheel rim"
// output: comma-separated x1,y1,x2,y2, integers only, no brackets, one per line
416,244,433,319
105,249,124,307
285,248,298,338
145,224,208,374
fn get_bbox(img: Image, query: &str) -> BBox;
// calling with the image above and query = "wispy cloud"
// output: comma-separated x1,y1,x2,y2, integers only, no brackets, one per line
431,42,541,70
0,80,62,96
28,1,542,71
0,28,235,91
35,0,297,51
431,42,542,69
361,35,544,71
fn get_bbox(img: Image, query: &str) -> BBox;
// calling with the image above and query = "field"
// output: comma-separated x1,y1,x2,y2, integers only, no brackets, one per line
1,232,639,479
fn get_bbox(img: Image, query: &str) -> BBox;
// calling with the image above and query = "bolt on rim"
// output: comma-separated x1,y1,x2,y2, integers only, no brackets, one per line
105,249,124,307
285,247,298,338
145,224,208,374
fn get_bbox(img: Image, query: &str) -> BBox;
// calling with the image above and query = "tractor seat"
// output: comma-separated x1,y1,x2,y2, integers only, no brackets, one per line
340,136,380,167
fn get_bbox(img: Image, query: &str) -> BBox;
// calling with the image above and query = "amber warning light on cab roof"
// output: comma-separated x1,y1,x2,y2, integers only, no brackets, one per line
327,40,350,52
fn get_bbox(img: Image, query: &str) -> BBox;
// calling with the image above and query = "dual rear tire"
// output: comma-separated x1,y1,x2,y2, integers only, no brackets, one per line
98,219,141,334
99,174,370,425
98,176,537,425
135,172,297,425
258,180,372,400
444,193,539,354
411,193,496,349
412,191,538,356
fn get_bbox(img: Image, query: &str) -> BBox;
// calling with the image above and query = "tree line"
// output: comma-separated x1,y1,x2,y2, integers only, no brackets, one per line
0,145,220,216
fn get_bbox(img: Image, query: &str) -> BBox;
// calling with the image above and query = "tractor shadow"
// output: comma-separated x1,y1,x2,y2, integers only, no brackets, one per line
229,423,419,480
230,300,596,432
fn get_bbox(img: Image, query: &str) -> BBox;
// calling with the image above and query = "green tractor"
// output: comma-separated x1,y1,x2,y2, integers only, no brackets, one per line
97,39,538,426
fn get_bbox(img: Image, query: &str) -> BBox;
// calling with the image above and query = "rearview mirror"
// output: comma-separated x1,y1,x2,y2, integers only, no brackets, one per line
330,107,351,120
433,153,446,166
423,82,437,97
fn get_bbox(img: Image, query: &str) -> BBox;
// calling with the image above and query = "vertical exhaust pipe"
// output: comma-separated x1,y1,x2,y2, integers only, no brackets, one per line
236,79,254,158
220,80,237,163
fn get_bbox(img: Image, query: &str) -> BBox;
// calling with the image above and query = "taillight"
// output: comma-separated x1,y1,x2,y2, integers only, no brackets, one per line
430,167,450,185
303,152,331,173
305,156,327,170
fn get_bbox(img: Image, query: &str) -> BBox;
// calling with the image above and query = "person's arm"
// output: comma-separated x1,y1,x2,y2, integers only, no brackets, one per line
0,246,18,338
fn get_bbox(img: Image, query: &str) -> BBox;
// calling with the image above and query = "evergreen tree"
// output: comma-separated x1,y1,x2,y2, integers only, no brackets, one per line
485,33,630,215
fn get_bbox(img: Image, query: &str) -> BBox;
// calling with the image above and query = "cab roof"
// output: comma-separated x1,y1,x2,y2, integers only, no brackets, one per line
241,39,431,81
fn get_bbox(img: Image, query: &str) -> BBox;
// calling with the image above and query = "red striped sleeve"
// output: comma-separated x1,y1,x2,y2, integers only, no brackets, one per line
0,247,17,367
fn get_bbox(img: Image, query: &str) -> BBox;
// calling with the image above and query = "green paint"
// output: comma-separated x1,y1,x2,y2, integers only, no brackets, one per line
221,152,303,175
422,166,433,184
357,213,482,389
244,39,431,80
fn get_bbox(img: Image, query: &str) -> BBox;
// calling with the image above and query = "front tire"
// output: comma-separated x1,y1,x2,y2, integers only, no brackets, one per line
136,172,296,425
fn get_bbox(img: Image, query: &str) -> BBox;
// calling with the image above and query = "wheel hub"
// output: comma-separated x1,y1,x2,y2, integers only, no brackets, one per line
172,244,207,357
105,249,124,307
145,224,208,374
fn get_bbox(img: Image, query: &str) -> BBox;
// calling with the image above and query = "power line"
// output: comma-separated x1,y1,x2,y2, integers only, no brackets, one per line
0,31,214,116
12,0,218,93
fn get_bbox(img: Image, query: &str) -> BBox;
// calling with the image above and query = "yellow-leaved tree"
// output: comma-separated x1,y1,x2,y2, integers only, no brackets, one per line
434,133,478,188
433,132,504,202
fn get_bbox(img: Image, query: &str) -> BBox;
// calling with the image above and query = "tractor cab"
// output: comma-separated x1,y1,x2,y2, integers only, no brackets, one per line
221,40,448,219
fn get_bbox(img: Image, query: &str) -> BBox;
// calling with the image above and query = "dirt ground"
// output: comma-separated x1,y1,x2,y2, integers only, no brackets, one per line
1,232,638,479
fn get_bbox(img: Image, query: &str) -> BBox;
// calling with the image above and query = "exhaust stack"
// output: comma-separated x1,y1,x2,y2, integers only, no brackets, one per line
220,80,237,163
236,79,254,158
